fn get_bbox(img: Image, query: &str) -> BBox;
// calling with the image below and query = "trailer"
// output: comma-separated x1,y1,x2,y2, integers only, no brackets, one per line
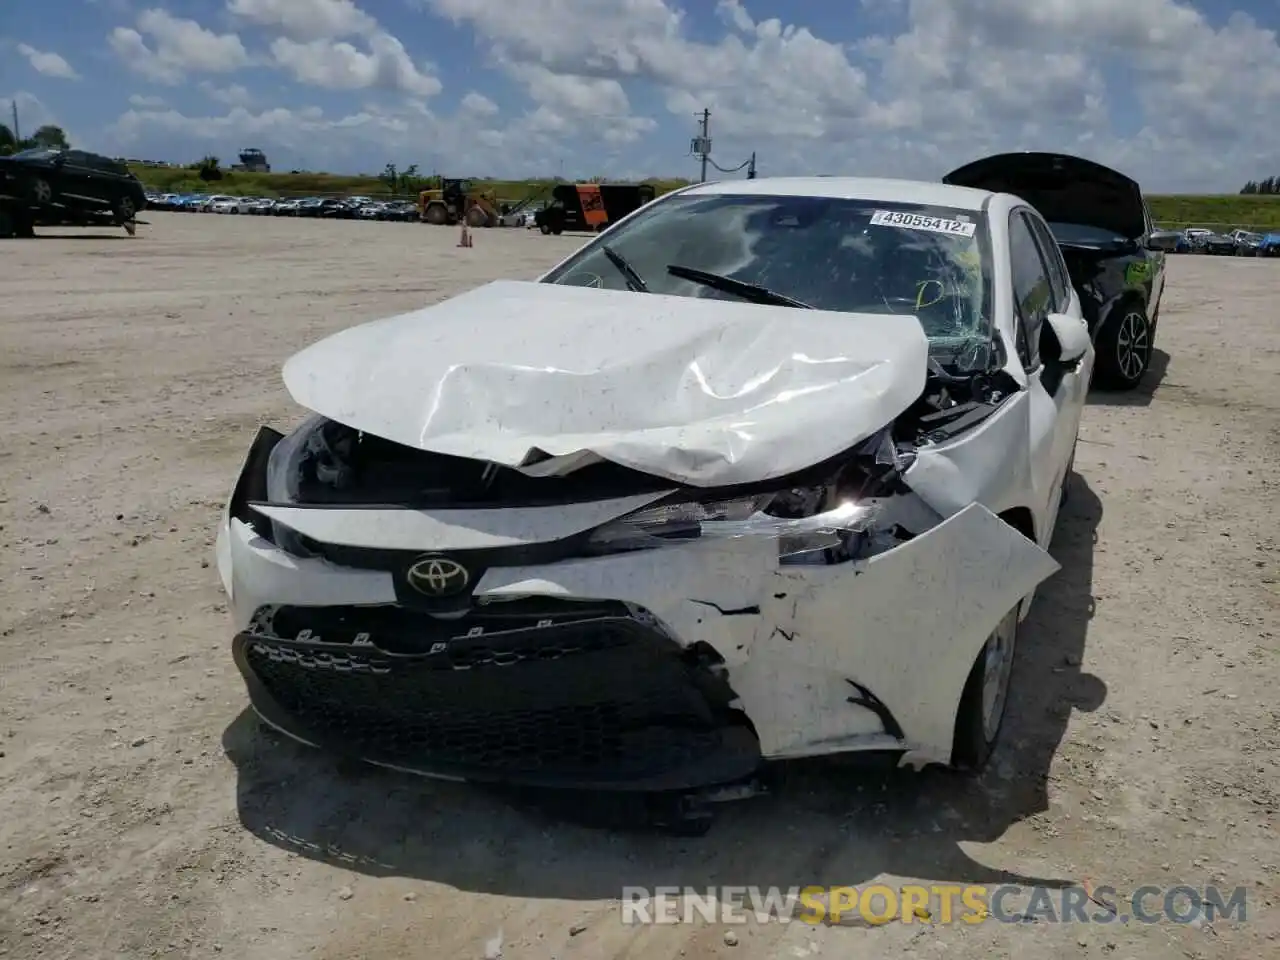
533,182,657,234
0,196,139,238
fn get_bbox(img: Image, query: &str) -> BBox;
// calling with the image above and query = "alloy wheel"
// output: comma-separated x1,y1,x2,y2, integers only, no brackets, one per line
981,608,1019,741
32,179,52,203
1115,310,1150,383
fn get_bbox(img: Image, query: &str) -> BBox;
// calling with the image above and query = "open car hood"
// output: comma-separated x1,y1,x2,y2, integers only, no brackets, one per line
943,151,1146,240
281,279,930,487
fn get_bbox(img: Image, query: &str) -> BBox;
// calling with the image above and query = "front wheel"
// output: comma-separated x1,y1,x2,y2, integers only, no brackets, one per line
952,606,1020,771
539,223,551,235
1092,303,1152,391
114,195,137,225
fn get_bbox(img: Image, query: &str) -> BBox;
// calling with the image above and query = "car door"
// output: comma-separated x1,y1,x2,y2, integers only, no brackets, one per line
57,151,107,210
1008,208,1084,542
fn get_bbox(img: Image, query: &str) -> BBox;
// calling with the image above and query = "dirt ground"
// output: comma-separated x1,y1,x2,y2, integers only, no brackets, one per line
1,213,1277,960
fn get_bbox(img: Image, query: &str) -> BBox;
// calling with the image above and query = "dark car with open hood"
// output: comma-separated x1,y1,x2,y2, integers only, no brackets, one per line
0,147,146,227
944,152,1175,390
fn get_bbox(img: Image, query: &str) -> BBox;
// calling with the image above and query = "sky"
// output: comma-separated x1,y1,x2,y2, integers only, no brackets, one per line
3,0,1280,191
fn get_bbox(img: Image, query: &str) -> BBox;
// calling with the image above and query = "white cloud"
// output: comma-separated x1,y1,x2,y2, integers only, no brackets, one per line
270,34,441,97
129,93,168,108
227,0,379,41
108,9,250,85
420,0,1280,190
229,0,443,97
99,0,1280,190
199,82,254,107
460,91,499,116
16,43,80,80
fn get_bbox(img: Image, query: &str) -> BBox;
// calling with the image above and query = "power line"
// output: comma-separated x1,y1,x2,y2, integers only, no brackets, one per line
689,109,756,182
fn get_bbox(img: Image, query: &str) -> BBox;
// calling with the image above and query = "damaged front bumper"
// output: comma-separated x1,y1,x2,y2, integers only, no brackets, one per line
216,433,1059,793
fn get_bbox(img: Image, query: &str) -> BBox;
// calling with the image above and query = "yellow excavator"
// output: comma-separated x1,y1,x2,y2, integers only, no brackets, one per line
418,178,502,227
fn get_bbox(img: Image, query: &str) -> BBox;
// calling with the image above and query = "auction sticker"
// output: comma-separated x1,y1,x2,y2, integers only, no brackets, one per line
869,209,976,237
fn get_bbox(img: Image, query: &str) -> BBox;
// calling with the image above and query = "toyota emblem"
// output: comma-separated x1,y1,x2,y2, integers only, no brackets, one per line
406,556,470,598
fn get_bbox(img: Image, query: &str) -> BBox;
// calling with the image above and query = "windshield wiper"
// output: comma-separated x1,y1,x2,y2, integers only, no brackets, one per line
602,245,648,292
666,264,812,309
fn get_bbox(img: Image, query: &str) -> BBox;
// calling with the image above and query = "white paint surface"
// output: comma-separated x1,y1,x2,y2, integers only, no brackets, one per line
281,279,930,487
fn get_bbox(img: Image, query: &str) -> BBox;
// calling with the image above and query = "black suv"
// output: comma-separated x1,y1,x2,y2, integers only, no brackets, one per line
0,147,147,224
944,152,1176,390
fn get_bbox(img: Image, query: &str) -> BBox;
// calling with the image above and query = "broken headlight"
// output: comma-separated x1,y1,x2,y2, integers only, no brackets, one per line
584,489,884,562
262,414,354,555
585,495,773,552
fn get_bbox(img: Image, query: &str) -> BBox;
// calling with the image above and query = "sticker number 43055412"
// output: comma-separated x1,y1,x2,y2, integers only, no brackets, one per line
869,209,977,237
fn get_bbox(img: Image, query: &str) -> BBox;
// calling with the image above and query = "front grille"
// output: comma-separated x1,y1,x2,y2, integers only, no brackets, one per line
235,601,760,789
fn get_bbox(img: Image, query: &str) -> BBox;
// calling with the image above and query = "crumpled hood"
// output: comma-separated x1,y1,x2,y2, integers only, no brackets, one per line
281,279,929,487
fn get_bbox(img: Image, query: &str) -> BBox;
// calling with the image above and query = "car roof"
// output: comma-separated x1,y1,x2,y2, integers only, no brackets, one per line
680,176,993,211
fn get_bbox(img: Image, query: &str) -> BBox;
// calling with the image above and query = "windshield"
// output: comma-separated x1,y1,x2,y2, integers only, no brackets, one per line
1048,221,1129,246
541,192,992,344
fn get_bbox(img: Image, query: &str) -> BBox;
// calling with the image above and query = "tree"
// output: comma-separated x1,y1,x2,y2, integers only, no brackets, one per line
1241,180,1258,195
0,123,15,155
380,162,399,192
197,155,223,182
30,125,69,149
398,163,419,194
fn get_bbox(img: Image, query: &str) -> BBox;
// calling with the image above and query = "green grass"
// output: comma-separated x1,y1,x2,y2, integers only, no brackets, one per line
1146,194,1280,230
129,165,1280,230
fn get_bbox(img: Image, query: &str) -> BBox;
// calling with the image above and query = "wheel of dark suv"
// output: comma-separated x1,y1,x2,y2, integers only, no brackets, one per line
1093,302,1152,391
952,605,1020,771
24,176,53,205
0,207,15,239
539,222,551,235
114,195,137,224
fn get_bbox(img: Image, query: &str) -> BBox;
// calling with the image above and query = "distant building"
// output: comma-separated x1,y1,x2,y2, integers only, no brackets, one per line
231,148,270,173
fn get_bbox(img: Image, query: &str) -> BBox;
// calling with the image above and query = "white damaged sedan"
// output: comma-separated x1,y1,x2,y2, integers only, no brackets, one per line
215,177,1094,817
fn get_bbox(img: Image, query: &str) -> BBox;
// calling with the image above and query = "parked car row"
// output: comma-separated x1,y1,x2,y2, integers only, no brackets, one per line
1173,226,1280,256
144,192,419,221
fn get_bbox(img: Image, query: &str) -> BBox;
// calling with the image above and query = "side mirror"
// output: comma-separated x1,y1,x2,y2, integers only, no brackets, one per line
1145,230,1180,252
1042,312,1091,365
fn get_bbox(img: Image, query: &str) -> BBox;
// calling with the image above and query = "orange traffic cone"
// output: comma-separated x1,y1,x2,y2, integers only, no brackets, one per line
457,221,472,248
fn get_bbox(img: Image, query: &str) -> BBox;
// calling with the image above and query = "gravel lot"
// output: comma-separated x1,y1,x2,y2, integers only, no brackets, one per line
1,213,1277,959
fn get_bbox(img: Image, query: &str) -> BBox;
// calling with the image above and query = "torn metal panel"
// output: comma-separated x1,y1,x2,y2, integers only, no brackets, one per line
281,279,930,487
903,393,1036,525
249,491,673,551
751,503,1060,765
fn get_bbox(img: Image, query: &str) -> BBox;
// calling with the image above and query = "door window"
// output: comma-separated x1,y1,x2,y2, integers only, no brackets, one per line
1008,211,1053,370
1024,213,1071,312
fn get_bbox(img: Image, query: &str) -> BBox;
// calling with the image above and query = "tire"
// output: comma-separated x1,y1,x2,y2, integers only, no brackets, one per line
1092,301,1152,391
0,207,14,239
424,203,448,226
25,176,54,205
465,206,489,228
952,605,1019,771
552,226,564,235
539,223,551,235
114,196,137,224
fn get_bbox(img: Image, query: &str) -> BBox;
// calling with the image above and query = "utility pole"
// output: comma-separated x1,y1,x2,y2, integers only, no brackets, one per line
747,151,756,179
11,100,19,143
692,108,711,183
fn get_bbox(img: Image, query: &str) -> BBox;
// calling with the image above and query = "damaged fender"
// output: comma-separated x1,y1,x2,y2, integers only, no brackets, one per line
741,503,1059,764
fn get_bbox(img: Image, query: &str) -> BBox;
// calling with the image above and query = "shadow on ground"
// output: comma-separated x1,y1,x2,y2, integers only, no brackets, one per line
1088,348,1170,408
223,477,1106,897
32,233,134,240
